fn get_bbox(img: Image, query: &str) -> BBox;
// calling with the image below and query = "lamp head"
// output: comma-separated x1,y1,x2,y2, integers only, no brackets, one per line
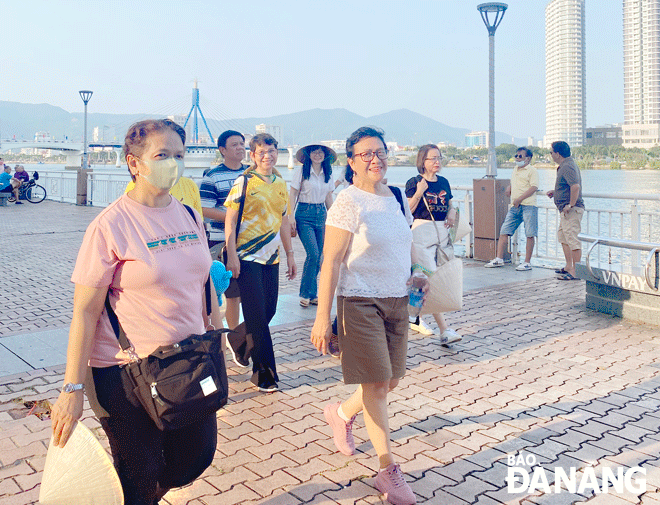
477,2,507,35
79,90,93,104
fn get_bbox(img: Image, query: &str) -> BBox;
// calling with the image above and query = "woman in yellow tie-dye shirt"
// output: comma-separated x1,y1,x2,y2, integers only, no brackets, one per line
125,176,202,215
224,133,296,393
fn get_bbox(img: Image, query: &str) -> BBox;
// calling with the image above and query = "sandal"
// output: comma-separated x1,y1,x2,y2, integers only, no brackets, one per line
555,268,568,275
557,272,579,281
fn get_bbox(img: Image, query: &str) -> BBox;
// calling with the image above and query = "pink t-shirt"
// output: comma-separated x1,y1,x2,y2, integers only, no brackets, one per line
71,194,212,367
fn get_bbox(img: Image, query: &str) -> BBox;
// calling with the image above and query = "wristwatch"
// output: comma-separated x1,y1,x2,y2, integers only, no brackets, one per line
61,383,84,393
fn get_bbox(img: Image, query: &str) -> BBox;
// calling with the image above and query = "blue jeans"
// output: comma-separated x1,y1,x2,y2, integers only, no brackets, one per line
295,203,327,299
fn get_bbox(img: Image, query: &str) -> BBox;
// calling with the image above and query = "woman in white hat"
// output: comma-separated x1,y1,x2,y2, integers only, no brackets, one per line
289,144,336,307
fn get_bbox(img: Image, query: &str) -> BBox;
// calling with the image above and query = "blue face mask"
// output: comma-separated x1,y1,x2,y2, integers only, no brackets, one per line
138,157,184,190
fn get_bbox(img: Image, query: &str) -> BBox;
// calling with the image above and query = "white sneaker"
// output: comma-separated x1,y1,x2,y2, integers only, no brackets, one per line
516,262,532,271
409,318,434,336
485,258,505,268
439,328,462,345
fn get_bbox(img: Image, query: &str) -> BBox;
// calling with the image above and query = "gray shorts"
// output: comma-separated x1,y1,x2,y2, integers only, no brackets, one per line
337,295,408,385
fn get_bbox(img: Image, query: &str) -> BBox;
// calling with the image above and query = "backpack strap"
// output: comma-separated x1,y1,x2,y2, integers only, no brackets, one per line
183,204,212,317
389,186,406,216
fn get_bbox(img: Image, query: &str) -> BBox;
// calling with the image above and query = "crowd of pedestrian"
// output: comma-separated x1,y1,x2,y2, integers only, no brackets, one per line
47,119,583,505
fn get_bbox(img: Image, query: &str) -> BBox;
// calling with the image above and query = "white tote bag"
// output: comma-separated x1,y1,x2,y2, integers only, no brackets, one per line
412,197,463,314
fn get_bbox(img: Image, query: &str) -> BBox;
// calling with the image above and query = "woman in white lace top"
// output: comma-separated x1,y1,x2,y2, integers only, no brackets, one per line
311,126,420,505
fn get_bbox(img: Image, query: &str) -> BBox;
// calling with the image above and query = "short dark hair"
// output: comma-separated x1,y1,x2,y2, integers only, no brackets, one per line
123,119,186,181
344,126,386,184
218,130,244,149
551,141,571,158
517,147,533,159
249,133,278,152
416,144,441,175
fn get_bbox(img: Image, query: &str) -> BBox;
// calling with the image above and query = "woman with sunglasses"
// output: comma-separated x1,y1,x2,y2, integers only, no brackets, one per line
404,145,462,345
311,126,419,505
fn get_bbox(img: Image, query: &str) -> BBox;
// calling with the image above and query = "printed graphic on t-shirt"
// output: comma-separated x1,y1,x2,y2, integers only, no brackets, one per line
425,190,448,213
147,231,201,252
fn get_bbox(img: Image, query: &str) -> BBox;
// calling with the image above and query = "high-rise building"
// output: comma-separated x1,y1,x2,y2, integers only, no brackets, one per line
544,0,587,147
622,0,660,148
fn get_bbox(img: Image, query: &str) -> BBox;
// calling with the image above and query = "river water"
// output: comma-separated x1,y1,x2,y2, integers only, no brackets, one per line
20,163,660,214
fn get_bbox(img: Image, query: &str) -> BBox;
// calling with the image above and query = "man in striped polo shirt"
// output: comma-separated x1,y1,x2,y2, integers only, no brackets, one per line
200,130,248,362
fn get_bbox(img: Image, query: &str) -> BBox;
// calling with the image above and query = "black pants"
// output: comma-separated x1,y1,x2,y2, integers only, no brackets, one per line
236,260,279,383
92,366,217,505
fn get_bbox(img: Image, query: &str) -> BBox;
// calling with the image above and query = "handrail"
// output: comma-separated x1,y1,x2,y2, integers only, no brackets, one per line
579,233,660,291
646,248,659,291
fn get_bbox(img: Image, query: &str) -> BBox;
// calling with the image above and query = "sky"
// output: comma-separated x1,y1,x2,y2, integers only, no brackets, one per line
2,0,622,141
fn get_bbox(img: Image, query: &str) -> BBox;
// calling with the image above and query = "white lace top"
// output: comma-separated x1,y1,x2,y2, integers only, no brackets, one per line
326,185,413,298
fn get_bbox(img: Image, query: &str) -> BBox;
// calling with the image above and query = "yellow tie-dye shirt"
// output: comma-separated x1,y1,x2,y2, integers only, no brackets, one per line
224,171,290,265
125,176,203,216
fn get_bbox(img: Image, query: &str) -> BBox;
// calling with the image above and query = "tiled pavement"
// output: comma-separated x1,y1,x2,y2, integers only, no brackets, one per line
2,201,660,504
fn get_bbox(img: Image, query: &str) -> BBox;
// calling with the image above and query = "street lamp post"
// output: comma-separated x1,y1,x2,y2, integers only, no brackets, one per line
79,90,93,170
477,3,507,178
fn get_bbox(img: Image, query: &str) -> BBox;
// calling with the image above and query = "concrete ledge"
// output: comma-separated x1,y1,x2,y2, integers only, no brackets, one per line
576,263,660,325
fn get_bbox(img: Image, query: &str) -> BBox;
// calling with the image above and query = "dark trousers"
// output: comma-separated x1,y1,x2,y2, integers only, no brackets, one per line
92,366,217,505
236,260,279,383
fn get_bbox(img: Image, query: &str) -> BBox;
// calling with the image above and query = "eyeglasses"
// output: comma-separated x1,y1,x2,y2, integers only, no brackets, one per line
425,157,443,163
353,150,388,162
254,148,278,158
514,155,525,159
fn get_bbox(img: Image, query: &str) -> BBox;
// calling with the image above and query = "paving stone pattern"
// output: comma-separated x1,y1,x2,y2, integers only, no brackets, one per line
3,201,660,504
2,273,660,504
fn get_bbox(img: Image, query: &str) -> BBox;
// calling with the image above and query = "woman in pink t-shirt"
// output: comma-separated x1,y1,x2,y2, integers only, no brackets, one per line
50,119,224,505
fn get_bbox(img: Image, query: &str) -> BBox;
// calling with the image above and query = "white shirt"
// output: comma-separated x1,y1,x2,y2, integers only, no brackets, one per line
326,185,413,298
291,166,334,205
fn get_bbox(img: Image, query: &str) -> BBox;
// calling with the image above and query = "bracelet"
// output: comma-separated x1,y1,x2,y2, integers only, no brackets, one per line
285,249,294,254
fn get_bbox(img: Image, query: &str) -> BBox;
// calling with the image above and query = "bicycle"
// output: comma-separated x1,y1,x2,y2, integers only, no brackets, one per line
8,172,47,204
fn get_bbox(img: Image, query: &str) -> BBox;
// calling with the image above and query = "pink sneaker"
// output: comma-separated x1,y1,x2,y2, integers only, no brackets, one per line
374,463,416,505
323,402,355,456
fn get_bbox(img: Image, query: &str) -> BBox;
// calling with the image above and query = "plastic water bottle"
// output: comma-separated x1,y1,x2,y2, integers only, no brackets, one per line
407,272,427,319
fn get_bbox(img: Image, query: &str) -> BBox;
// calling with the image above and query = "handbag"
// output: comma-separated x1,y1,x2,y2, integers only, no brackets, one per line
105,205,232,431
416,196,463,314
449,208,472,243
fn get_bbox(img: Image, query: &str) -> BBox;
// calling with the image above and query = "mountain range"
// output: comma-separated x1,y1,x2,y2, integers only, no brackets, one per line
0,101,526,148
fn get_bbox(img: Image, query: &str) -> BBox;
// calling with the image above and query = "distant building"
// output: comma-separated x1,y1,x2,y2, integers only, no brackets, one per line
586,125,623,146
545,0,586,147
256,124,282,146
319,140,346,153
622,0,660,148
465,131,488,148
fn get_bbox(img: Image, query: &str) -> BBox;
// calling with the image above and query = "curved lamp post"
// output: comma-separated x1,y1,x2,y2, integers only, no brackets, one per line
79,90,93,170
477,3,507,178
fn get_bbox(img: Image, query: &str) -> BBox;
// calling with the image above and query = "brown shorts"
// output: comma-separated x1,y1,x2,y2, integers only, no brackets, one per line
557,207,584,250
337,295,409,385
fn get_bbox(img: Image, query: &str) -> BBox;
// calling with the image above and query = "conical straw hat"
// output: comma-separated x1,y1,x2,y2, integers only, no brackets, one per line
39,421,123,505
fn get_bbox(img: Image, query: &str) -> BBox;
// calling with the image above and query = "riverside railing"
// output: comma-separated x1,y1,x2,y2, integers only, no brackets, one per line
29,168,660,272
579,234,660,290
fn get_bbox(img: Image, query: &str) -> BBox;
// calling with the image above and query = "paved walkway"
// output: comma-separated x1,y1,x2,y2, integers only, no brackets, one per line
2,201,660,504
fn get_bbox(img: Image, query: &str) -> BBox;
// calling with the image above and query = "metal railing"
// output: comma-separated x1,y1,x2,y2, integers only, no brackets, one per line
579,233,660,291
28,168,660,272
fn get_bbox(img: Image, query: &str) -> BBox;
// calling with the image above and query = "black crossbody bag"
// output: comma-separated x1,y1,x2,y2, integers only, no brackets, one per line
104,204,231,431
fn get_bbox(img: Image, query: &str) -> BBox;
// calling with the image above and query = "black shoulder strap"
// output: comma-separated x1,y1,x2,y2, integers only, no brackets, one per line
183,204,212,317
389,186,406,216
234,174,249,239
